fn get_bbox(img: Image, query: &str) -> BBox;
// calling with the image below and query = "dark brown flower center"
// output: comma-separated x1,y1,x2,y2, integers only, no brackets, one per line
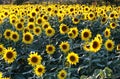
38,68,42,72
92,41,98,49
83,32,89,38
70,56,75,61
29,18,34,22
31,56,38,63
6,32,10,36
62,44,67,49
47,29,52,34
107,43,112,48
25,34,31,41
0,47,2,52
48,46,53,51
29,25,33,29
38,19,42,24
61,73,65,77
62,26,67,32
35,28,40,33
32,12,36,17
6,52,13,59
17,23,22,29
12,34,17,39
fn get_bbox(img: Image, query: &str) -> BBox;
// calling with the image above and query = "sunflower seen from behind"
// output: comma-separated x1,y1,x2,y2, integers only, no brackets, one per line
105,39,114,51
59,41,70,53
66,51,79,65
46,44,55,55
34,64,46,77
57,69,67,79
27,52,42,67
22,32,34,44
3,47,17,64
81,28,92,41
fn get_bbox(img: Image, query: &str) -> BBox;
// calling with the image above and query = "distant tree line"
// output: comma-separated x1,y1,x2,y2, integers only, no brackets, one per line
0,0,120,6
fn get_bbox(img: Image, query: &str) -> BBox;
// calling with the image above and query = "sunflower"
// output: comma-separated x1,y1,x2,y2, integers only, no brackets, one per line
34,64,45,77
0,44,5,55
88,12,95,20
69,27,78,39
45,27,55,37
72,17,80,24
27,22,35,31
59,23,69,34
36,17,43,25
57,69,67,79
29,17,35,22
3,29,12,40
3,47,17,64
42,15,48,21
67,31,74,39
22,32,34,44
104,28,111,38
59,41,70,53
42,22,51,30
66,52,79,65
15,22,24,31
58,15,64,22
33,27,42,36
110,22,117,29
90,38,102,53
46,44,55,55
83,42,90,52
117,44,120,51
105,39,114,51
27,52,42,67
101,17,107,24
81,29,92,41
10,31,19,42
23,27,30,33
30,11,37,17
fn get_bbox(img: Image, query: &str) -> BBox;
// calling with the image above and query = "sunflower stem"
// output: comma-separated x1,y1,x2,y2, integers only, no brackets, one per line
68,64,71,79
89,53,92,73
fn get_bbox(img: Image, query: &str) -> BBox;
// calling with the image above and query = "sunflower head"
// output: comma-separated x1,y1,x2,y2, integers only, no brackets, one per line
90,38,102,53
3,47,17,64
33,27,42,36
66,52,79,65
57,69,67,79
59,41,70,53
110,22,117,29
45,27,55,37
0,44,5,55
34,64,46,77
10,31,19,42
46,44,55,55
59,23,69,34
22,32,34,44
105,39,114,51
27,52,42,67
3,29,12,40
81,28,92,41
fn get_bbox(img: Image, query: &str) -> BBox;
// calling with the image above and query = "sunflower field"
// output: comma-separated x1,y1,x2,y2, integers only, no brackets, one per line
0,3,120,79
